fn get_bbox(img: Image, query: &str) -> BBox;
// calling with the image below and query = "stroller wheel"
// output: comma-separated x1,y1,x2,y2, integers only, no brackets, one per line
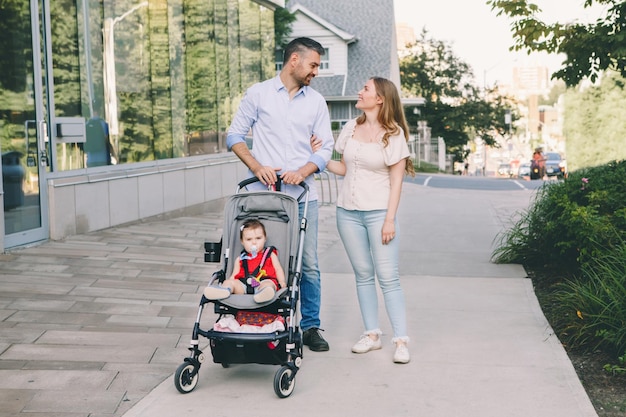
221,363,230,368
273,365,296,398
174,362,199,394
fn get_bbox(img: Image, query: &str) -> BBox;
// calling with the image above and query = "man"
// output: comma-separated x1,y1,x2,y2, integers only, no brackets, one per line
226,37,334,351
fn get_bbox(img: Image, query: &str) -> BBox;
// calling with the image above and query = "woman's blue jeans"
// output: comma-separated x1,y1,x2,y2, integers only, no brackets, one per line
336,207,408,339
299,200,321,331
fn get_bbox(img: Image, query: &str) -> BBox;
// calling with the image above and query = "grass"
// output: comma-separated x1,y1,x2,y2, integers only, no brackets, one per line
414,160,441,173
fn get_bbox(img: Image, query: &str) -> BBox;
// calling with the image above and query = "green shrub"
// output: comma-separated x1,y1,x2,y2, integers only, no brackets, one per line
492,159,626,354
554,241,626,355
414,160,440,173
493,160,626,282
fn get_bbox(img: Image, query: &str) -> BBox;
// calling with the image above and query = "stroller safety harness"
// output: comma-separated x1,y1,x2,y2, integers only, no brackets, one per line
241,246,276,294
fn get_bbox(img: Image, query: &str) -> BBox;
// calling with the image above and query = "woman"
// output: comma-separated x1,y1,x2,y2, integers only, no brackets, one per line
324,77,414,363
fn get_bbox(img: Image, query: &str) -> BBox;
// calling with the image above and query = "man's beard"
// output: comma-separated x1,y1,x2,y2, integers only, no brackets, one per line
296,73,312,87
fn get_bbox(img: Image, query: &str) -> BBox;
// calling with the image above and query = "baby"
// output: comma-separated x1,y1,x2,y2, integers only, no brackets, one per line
204,219,286,303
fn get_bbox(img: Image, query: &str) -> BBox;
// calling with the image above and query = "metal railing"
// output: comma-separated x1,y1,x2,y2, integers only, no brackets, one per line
314,170,338,206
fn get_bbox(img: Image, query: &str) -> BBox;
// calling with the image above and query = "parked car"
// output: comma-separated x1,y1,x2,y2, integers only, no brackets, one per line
518,162,531,179
544,152,567,178
497,163,512,177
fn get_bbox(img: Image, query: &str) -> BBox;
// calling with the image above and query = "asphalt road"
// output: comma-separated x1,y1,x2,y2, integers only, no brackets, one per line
406,173,557,191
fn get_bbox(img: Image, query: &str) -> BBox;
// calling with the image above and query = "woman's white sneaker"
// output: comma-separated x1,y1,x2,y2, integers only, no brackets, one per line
393,343,410,364
351,334,382,353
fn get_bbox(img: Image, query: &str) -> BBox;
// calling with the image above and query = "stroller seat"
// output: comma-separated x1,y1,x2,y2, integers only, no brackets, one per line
208,288,289,310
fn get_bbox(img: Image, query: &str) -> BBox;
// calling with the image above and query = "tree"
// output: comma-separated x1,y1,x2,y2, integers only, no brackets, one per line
400,30,518,162
400,30,475,102
274,6,297,48
563,74,626,170
487,0,626,86
539,80,567,106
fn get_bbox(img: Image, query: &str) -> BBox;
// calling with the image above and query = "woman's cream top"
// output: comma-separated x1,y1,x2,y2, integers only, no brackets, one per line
335,118,410,211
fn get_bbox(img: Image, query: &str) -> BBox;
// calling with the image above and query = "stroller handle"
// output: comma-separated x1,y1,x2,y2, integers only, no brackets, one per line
237,177,309,202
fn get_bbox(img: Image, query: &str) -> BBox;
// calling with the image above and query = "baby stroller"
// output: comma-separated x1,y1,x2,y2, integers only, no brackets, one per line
174,178,309,398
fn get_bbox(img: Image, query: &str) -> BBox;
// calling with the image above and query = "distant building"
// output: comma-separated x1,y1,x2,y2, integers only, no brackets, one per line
510,64,564,152
396,22,417,56
512,65,550,98
539,105,565,153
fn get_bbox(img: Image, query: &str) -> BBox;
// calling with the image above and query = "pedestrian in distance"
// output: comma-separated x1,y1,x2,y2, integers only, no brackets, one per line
317,76,414,363
226,37,335,352
531,147,546,180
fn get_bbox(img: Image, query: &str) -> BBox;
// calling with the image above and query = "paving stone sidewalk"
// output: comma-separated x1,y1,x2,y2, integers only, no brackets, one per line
0,180,598,417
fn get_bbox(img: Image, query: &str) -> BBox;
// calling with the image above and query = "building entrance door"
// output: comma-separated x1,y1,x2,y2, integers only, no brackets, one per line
1,0,50,249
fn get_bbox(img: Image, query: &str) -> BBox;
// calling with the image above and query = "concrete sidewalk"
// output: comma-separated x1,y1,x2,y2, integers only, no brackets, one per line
0,181,597,417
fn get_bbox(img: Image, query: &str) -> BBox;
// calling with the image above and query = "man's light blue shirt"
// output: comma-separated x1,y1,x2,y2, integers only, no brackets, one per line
227,75,334,201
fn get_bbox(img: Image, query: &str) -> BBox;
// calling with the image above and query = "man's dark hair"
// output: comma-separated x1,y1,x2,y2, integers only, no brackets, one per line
282,37,324,66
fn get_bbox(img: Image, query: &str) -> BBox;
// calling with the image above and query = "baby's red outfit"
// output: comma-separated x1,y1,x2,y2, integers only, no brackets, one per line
235,247,280,289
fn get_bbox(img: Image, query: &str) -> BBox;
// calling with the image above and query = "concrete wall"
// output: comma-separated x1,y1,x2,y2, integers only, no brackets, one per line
47,154,248,240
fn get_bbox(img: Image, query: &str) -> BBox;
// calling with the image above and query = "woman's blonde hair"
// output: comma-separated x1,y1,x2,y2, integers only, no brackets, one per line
356,77,415,176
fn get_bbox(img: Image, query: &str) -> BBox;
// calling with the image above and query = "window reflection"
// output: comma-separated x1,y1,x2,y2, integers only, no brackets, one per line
47,0,276,170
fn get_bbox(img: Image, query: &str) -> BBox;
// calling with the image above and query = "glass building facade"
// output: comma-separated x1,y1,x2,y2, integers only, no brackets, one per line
0,0,278,248
0,0,275,167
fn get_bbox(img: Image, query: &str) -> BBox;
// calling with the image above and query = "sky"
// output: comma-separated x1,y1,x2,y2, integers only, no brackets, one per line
394,0,607,87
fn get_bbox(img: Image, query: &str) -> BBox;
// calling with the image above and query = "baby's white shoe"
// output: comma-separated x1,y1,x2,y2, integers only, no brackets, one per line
203,286,230,300
253,287,275,303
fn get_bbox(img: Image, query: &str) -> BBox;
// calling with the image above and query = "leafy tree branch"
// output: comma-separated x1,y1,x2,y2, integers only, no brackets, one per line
487,0,626,86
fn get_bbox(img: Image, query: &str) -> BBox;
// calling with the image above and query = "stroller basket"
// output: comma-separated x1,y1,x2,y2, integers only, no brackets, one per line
174,178,309,399
209,331,296,365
